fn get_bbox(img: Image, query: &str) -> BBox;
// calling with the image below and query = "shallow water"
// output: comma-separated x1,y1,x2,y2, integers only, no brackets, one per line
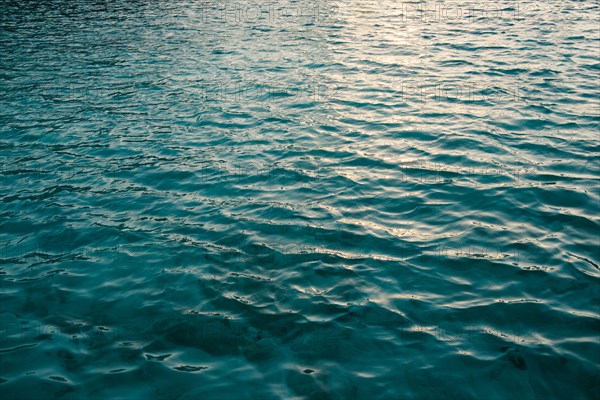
1,1,599,399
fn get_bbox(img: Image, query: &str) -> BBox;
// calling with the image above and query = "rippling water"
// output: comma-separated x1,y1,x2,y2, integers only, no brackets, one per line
1,1,599,399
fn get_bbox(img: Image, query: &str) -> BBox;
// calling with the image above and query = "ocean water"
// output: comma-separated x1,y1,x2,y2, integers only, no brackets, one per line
0,1,599,399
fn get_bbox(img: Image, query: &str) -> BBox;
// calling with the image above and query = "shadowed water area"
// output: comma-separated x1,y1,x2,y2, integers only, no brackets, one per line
0,1,599,399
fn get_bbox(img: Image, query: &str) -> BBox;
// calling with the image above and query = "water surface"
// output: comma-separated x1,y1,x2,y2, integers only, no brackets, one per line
1,1,599,399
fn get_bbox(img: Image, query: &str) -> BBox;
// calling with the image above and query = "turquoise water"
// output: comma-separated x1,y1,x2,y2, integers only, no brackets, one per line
1,1,599,399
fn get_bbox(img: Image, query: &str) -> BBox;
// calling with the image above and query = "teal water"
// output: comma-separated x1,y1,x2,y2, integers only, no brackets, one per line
1,1,599,399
